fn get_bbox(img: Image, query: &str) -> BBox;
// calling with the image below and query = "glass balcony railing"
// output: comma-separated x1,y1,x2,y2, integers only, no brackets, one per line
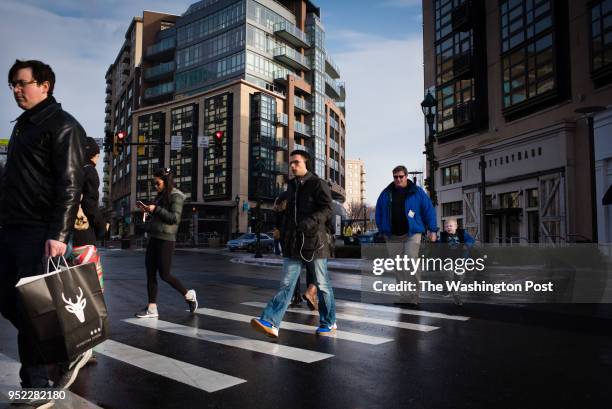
273,47,310,71
325,53,340,79
276,112,289,126
145,37,176,58
273,21,311,48
144,61,175,80
294,143,314,157
273,137,288,150
274,161,289,174
294,96,311,113
325,73,341,99
294,120,311,137
144,81,174,99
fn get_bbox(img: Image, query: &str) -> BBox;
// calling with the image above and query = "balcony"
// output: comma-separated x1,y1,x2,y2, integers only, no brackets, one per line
122,49,130,64
273,137,288,151
105,114,111,123
325,73,341,99
105,94,112,103
106,84,112,93
453,101,474,127
144,61,175,82
105,105,111,114
276,112,289,126
121,64,130,76
294,143,314,157
273,47,310,71
294,96,311,114
325,53,340,79
273,161,289,174
273,22,311,49
145,36,176,61
335,101,346,115
294,120,311,137
329,117,339,131
144,81,174,101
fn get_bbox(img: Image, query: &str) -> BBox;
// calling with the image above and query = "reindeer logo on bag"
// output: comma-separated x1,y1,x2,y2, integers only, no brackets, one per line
62,287,87,323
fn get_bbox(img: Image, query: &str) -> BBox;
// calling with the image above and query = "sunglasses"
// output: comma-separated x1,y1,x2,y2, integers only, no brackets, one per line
393,174,406,180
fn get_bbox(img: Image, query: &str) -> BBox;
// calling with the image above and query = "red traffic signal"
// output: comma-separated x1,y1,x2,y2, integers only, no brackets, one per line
117,131,126,141
215,130,224,140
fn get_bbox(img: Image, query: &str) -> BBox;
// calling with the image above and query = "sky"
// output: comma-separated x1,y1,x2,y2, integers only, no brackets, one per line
0,0,426,205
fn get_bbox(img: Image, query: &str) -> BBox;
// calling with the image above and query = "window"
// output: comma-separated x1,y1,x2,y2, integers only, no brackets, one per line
527,188,538,207
203,93,232,200
177,1,245,45
175,51,245,91
499,191,520,208
591,0,612,85
170,105,196,197
442,201,463,217
176,26,245,70
501,0,556,110
442,164,462,185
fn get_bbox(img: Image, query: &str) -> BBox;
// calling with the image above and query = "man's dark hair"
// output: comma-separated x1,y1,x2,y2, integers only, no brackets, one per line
392,165,408,175
8,59,55,96
84,136,100,161
290,149,311,161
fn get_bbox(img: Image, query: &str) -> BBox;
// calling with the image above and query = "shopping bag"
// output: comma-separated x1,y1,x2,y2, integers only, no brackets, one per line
15,257,109,363
71,244,104,291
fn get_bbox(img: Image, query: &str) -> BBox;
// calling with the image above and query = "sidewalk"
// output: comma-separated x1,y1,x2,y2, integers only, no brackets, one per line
175,247,365,273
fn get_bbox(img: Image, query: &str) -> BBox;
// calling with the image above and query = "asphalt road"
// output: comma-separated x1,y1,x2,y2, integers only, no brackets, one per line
1,248,611,409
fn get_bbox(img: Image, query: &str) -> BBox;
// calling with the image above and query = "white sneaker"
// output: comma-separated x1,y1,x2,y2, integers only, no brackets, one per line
185,289,198,313
135,306,159,318
54,348,93,390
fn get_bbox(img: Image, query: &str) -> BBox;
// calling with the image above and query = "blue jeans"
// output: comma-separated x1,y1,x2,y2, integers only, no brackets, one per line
261,258,336,328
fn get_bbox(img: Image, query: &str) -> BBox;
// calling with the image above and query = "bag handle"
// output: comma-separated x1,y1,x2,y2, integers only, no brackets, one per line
46,256,70,274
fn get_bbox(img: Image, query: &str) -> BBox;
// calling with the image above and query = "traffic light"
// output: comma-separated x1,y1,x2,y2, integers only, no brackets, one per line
213,130,224,157
104,131,113,153
116,131,126,155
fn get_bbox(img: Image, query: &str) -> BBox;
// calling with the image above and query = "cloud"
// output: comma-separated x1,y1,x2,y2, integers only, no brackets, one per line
334,31,426,204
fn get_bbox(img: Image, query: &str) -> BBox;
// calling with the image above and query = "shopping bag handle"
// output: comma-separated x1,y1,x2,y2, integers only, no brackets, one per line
47,256,70,274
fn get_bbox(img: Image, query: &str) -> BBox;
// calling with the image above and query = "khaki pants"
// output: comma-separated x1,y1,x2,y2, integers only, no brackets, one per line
385,234,422,303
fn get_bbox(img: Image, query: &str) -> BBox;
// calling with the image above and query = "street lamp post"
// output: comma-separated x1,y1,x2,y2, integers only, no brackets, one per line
234,195,240,238
421,91,438,206
473,147,492,243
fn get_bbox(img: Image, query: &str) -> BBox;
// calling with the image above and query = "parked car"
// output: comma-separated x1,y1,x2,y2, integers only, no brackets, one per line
226,233,274,252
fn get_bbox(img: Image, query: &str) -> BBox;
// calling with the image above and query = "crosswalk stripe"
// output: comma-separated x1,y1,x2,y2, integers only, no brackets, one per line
194,308,393,345
0,353,103,408
334,300,470,321
123,318,333,363
96,339,246,393
241,302,440,332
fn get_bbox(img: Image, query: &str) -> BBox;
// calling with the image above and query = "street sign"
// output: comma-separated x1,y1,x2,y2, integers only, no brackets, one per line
335,215,341,236
171,134,182,151
197,135,209,148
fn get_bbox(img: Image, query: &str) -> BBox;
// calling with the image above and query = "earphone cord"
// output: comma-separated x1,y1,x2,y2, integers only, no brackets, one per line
294,181,324,262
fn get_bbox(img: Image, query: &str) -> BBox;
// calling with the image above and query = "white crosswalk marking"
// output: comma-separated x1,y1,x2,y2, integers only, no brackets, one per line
96,340,246,392
194,308,394,345
0,353,103,408
123,318,333,363
334,300,470,321
242,302,440,332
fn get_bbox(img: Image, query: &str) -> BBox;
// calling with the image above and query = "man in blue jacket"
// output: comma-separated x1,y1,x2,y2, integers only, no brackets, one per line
375,165,438,305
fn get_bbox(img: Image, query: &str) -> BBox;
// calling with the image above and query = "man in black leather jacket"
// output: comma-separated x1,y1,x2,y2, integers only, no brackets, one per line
0,60,86,392
251,149,337,338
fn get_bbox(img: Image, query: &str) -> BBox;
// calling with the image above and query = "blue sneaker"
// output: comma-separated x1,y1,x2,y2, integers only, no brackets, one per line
315,323,337,336
250,318,279,338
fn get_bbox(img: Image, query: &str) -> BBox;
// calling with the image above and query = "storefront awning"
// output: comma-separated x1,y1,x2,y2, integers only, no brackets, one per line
603,184,612,205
